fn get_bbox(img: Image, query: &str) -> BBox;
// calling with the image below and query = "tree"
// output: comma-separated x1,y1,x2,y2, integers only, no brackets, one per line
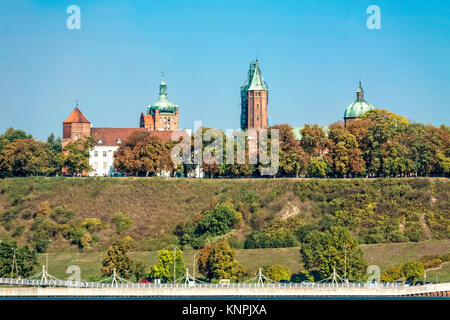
306,158,329,177
147,248,185,283
401,262,424,282
197,203,242,237
0,139,61,177
300,124,328,157
101,241,133,278
114,131,173,176
0,240,38,278
47,133,62,153
63,137,96,175
263,264,291,282
301,226,367,281
132,260,146,282
198,241,246,281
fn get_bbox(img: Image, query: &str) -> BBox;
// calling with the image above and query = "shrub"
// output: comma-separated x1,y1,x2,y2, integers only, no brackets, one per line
111,213,133,234
262,264,292,282
21,209,33,220
12,225,25,237
81,218,105,233
36,201,51,218
50,207,73,224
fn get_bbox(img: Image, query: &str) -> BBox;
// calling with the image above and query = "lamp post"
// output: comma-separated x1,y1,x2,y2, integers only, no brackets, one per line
344,244,348,281
173,246,177,284
11,248,18,278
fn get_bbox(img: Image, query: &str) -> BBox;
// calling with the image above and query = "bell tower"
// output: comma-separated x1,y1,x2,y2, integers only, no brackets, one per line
240,60,268,130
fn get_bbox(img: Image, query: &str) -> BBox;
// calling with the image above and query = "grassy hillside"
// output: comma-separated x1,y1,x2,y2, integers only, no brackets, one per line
37,240,450,281
0,177,449,253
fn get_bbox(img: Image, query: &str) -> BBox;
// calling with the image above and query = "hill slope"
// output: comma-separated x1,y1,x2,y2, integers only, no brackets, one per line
0,177,449,252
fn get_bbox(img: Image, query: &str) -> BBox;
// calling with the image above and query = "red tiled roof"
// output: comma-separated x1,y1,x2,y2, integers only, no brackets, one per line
90,128,174,146
63,107,91,123
149,130,173,144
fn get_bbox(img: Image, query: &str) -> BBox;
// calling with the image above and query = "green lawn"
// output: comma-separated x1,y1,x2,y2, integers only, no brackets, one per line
38,240,450,281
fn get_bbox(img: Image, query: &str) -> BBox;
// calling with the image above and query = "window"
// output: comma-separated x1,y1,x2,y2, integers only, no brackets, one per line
103,151,107,157
74,134,79,140
103,162,107,170
97,139,103,144
94,151,98,157
94,162,98,170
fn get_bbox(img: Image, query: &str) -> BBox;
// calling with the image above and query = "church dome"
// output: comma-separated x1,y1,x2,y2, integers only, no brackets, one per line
344,100,373,118
149,72,179,114
344,81,374,119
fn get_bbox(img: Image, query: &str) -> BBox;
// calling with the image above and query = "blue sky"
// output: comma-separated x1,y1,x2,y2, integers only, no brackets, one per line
0,0,449,140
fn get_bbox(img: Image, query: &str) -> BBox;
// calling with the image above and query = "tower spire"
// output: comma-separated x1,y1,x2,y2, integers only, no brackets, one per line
356,80,364,101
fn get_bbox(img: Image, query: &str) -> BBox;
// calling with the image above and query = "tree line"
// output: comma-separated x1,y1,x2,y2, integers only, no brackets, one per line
0,109,448,178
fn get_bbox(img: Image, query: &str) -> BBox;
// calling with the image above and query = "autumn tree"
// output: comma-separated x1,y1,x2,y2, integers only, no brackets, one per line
300,124,328,157
197,241,246,281
101,241,133,278
0,138,62,177
270,124,308,177
114,131,173,176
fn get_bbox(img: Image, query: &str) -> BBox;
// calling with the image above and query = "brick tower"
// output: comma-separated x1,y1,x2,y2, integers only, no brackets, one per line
240,60,268,130
140,73,180,131
62,103,91,143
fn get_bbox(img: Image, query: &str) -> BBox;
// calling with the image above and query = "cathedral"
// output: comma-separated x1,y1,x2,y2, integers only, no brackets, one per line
62,61,377,177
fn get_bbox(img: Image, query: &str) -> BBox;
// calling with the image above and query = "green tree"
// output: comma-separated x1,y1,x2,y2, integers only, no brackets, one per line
0,240,38,278
132,260,147,282
301,226,367,281
63,137,96,175
306,158,329,177
147,248,185,283
262,264,291,282
197,203,242,237
401,262,424,282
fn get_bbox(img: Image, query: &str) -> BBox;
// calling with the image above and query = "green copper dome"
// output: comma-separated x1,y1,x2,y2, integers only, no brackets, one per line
344,100,373,118
344,81,374,119
148,73,179,115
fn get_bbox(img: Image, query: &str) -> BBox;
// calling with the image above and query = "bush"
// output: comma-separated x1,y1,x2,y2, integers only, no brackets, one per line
81,218,105,233
244,230,299,249
262,264,291,282
36,201,51,218
21,209,33,220
12,225,25,237
50,207,73,224
111,213,133,234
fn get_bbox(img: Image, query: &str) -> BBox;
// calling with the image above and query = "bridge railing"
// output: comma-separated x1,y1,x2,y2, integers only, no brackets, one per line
0,277,448,293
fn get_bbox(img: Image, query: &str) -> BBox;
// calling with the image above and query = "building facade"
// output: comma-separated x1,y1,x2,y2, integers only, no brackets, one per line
62,75,179,176
240,60,269,130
